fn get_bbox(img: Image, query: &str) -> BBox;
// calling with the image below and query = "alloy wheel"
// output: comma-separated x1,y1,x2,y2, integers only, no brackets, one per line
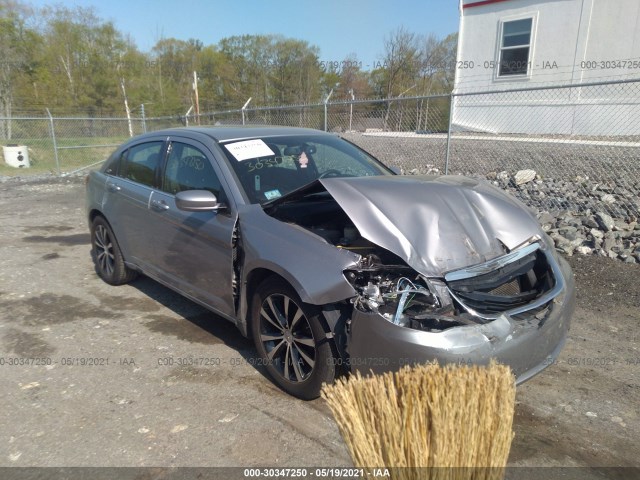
259,293,316,383
94,224,115,277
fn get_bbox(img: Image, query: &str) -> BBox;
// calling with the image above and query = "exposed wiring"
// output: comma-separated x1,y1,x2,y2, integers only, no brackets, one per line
392,277,429,325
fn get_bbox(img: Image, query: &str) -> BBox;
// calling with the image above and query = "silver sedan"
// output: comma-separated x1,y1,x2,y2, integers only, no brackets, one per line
86,126,575,399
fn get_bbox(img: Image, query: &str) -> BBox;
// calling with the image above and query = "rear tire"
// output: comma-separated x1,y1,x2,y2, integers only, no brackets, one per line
251,278,335,399
91,216,137,285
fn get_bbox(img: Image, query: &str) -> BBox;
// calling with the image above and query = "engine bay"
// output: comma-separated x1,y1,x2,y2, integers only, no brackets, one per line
264,191,473,332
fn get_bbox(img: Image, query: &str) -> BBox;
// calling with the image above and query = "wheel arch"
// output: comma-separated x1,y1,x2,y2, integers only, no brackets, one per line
88,208,105,225
240,267,336,345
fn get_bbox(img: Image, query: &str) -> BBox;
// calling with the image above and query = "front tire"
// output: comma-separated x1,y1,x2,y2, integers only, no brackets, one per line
251,278,335,399
90,216,137,285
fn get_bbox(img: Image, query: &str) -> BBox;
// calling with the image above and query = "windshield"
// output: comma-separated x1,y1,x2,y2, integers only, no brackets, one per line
220,134,393,204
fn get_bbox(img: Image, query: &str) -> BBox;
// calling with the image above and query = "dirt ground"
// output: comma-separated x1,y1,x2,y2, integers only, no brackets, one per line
0,177,638,476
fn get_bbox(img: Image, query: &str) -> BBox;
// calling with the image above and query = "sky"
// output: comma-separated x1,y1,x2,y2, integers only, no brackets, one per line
26,0,460,69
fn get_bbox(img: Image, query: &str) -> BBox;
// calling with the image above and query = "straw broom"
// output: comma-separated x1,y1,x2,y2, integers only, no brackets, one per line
321,360,515,480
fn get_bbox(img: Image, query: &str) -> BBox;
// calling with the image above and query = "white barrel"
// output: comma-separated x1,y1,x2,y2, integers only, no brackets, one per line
2,145,30,168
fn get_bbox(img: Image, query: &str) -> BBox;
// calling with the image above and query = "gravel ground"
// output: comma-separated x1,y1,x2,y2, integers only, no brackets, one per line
343,132,640,218
342,132,640,183
0,177,638,477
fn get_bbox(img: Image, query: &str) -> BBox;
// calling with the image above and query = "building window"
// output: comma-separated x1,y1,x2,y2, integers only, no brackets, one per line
499,18,533,76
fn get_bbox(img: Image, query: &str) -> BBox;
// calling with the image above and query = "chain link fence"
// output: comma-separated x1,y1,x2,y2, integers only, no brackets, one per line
452,79,640,222
0,114,146,175
1,79,638,220
341,80,640,220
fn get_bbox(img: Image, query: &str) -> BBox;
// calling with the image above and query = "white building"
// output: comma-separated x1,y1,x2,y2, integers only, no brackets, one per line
453,0,640,135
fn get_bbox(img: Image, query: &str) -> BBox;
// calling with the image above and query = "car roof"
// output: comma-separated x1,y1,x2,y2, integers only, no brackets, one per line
141,126,332,143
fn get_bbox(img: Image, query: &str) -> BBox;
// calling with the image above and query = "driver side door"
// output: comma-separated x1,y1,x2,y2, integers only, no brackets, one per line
147,137,237,318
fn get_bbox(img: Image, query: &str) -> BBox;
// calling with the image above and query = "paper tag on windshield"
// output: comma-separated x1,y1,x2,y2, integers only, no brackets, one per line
225,139,274,161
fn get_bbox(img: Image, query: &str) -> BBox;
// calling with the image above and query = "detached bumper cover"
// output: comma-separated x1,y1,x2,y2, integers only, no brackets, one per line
347,254,575,384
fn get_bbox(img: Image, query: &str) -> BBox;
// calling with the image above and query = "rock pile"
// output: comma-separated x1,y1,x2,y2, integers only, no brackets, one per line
486,170,640,264
537,209,639,263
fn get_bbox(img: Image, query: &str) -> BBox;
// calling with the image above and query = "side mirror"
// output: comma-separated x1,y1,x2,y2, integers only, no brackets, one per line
175,190,225,212
390,166,402,175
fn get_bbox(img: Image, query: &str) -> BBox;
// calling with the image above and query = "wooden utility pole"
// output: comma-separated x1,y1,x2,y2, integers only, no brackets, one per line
192,71,200,125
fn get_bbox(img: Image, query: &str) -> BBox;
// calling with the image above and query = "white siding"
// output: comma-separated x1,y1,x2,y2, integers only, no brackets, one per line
454,0,640,135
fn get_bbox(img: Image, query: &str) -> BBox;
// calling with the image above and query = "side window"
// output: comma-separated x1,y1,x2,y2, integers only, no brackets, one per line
162,142,223,199
121,141,164,187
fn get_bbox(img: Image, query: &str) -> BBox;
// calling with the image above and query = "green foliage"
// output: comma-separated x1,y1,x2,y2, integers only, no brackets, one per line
2,0,457,121
0,0,37,136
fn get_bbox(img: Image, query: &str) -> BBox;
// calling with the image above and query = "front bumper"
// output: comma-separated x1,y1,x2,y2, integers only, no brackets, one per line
346,255,575,384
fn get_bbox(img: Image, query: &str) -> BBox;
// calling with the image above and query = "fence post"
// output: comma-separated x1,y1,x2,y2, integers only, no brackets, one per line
444,93,455,175
324,88,335,132
46,108,61,176
241,97,252,126
141,104,147,133
349,89,355,132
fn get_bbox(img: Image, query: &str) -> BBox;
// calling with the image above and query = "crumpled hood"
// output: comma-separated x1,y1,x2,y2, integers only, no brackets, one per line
320,175,543,277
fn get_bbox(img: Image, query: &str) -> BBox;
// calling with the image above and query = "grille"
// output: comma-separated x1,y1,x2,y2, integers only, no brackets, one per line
489,278,521,296
447,248,553,315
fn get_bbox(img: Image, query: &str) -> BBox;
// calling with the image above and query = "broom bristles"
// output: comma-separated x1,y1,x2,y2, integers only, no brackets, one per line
321,360,516,480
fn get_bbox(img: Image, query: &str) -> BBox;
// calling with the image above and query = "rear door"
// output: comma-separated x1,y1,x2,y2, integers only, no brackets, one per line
147,137,237,317
102,139,166,269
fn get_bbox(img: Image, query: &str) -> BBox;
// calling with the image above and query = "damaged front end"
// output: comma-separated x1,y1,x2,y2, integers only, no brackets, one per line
348,238,562,330
346,237,575,383
345,256,467,332
262,175,575,384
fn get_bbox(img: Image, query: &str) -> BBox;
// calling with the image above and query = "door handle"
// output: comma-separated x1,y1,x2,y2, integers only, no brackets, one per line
150,199,169,211
106,181,121,192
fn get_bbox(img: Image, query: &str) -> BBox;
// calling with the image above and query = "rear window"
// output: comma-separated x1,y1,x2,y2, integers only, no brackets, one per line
102,149,124,176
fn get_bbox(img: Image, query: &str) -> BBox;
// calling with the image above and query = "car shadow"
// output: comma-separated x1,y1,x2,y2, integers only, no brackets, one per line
128,275,275,385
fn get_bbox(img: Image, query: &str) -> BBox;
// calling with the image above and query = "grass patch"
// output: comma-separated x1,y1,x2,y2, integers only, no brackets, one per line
1,136,127,176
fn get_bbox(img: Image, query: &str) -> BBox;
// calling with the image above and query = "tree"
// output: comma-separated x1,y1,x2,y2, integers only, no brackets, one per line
337,54,372,99
1,0,458,122
414,33,458,131
0,0,38,137
376,27,421,98
151,38,202,114
34,5,134,115
270,37,321,104
431,32,458,92
218,35,276,107
369,27,420,129
366,28,458,130
215,34,324,109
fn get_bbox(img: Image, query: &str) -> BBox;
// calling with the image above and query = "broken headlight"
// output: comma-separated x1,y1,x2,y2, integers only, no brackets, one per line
344,256,470,332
